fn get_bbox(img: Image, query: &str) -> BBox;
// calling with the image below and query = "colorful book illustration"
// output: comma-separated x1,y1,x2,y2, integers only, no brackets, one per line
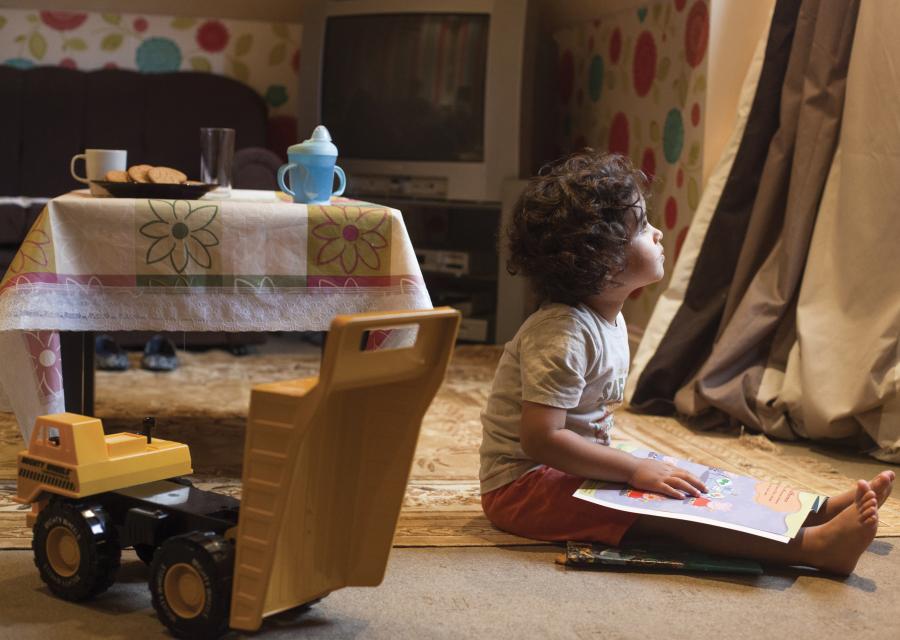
574,444,825,543
557,541,763,575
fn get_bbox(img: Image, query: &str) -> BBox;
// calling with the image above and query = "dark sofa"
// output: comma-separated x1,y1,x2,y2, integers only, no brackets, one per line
0,65,285,348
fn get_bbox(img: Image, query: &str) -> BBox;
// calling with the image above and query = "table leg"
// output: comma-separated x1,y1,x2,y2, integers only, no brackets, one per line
60,331,95,416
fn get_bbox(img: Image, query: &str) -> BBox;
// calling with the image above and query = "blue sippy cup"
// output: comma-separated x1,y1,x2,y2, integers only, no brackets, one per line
277,125,347,204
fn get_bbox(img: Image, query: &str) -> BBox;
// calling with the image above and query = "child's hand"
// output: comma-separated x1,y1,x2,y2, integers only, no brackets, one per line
628,460,707,499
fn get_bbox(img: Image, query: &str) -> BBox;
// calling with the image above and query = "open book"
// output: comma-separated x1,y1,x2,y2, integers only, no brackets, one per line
574,443,825,543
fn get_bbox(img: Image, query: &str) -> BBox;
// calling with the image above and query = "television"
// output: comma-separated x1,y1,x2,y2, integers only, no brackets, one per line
298,0,535,203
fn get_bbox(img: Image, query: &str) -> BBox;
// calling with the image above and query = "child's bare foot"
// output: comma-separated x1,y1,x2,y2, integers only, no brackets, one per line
803,480,878,575
804,470,894,526
871,470,895,504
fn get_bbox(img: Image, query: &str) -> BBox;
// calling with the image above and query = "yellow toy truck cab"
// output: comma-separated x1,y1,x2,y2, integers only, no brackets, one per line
16,413,192,523
18,308,460,639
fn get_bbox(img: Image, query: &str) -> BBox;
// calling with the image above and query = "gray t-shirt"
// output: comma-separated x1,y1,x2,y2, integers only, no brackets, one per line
479,303,630,494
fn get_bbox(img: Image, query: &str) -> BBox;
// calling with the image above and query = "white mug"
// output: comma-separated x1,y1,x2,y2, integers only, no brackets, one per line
70,149,127,196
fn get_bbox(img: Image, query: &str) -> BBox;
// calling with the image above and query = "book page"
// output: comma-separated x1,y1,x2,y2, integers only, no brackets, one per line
573,444,824,543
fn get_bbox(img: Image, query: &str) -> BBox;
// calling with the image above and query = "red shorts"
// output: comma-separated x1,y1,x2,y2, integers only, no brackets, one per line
481,465,639,546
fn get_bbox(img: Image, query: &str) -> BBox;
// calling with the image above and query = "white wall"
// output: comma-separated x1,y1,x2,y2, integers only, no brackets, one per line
704,0,775,186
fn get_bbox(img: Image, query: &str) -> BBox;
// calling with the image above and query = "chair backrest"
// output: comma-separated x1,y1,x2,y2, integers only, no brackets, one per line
229,307,460,632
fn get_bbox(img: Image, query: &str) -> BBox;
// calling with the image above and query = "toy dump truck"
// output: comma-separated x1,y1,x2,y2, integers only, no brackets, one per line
15,308,460,638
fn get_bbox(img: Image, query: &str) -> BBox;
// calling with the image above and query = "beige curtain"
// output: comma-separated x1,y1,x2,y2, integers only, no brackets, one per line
773,1,900,460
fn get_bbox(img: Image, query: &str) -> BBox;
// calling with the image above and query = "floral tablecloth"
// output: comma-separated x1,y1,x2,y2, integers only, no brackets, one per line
0,189,431,440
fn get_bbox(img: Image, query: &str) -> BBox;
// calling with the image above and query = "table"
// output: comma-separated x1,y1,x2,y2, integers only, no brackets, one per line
0,190,431,441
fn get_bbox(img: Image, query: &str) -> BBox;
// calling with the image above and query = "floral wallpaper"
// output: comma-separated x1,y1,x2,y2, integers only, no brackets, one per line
0,9,302,148
553,0,709,332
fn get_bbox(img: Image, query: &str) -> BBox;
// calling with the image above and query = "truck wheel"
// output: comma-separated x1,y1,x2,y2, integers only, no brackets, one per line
150,531,234,640
297,596,325,613
134,544,156,565
32,499,121,601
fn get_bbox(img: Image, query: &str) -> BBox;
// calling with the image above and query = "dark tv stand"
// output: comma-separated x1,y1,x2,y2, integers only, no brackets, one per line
363,183,531,344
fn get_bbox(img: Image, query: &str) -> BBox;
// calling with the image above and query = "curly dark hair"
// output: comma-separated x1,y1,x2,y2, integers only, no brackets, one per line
505,150,649,305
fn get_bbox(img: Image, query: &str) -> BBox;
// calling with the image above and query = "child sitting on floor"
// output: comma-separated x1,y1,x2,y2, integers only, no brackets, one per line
479,150,894,575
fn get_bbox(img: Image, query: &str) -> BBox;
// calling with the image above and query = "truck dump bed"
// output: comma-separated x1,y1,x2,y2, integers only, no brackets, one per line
228,308,459,631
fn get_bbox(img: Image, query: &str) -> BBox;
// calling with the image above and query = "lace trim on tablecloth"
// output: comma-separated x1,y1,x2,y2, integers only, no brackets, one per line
0,284,433,332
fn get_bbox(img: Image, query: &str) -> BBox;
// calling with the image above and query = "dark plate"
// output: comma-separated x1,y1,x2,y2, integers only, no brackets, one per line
90,180,218,199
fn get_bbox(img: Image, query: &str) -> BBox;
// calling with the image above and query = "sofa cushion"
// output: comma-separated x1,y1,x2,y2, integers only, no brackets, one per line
0,67,270,197
0,67,24,195
233,147,282,190
143,72,269,181
85,69,148,160
0,204,27,245
21,67,88,198
0,202,45,245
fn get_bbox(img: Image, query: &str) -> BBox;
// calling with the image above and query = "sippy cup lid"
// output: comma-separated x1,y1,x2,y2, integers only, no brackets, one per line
287,125,338,156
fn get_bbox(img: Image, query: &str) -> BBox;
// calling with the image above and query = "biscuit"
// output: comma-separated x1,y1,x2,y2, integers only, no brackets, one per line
105,170,129,182
127,164,153,183
148,166,188,184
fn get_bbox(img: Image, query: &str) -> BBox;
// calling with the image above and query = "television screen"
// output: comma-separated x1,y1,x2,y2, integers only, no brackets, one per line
322,14,489,163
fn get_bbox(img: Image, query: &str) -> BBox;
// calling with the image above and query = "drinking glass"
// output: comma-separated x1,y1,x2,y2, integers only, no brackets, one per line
200,127,235,195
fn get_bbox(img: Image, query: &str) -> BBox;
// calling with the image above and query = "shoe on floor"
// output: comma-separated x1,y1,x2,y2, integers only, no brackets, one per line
95,334,129,371
141,334,178,372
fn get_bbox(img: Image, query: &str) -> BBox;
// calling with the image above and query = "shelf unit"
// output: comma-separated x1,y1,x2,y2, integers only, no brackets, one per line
362,179,532,344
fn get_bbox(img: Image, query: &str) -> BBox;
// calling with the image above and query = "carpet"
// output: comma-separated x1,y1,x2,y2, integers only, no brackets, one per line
2,345,899,549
